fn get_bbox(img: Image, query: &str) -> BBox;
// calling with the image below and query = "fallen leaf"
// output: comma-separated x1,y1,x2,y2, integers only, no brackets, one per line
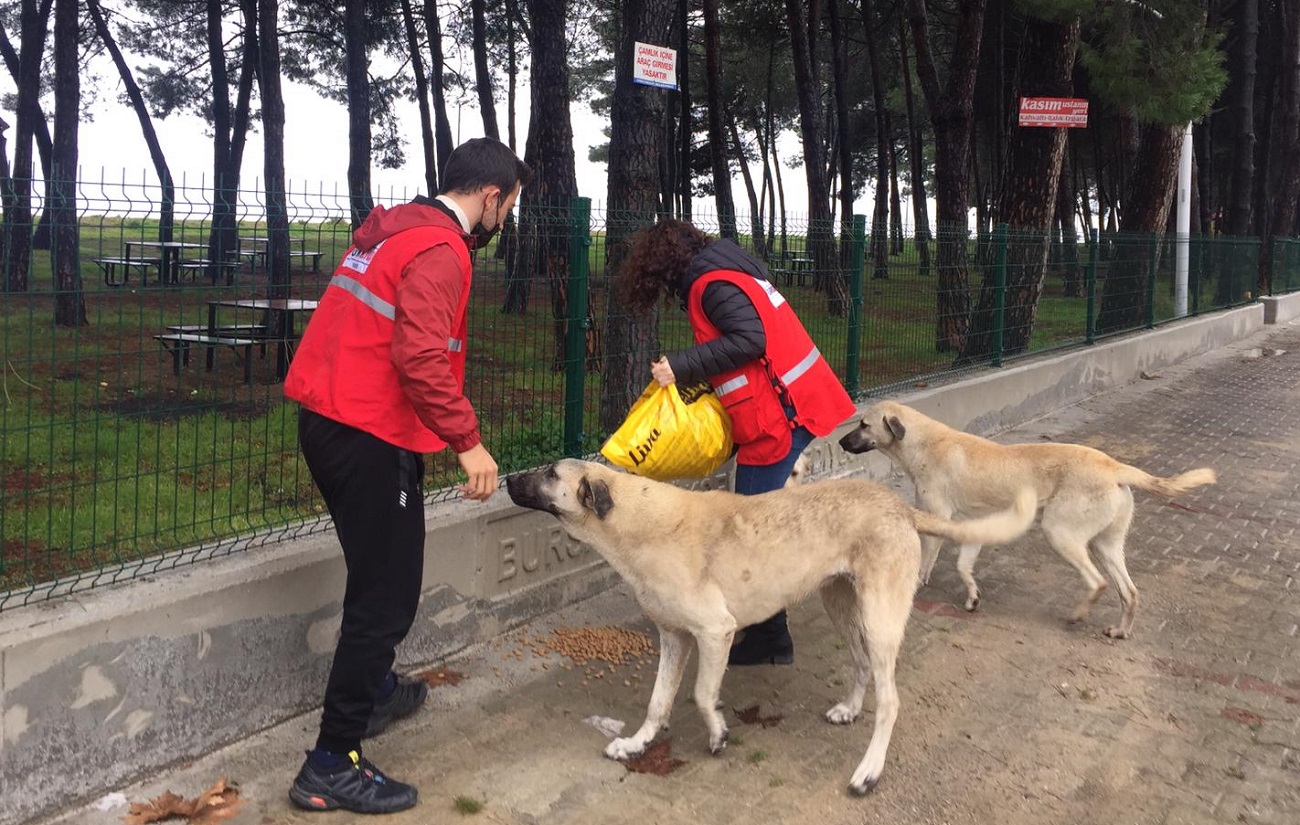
121,779,243,825
122,791,187,825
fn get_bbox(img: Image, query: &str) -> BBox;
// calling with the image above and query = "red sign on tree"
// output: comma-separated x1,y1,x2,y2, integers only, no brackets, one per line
1018,97,1089,128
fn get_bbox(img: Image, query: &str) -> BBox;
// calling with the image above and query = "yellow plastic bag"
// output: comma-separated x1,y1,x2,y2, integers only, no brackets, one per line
599,381,734,481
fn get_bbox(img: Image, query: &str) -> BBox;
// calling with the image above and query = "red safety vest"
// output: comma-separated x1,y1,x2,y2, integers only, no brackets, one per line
687,269,856,465
284,224,472,453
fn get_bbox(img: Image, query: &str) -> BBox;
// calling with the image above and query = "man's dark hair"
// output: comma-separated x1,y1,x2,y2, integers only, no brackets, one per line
439,137,533,195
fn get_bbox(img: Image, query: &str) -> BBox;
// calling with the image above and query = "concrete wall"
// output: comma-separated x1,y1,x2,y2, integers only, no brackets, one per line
1261,292,1300,325
0,303,1264,825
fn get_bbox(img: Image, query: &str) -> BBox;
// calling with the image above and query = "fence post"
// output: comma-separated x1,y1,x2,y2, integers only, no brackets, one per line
1268,235,1278,298
1145,234,1158,329
1190,235,1201,316
992,223,1008,367
846,214,867,396
1086,228,1098,344
563,197,592,458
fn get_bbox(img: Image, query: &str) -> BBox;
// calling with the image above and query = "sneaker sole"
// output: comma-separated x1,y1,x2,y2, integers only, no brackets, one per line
289,785,418,814
289,785,340,812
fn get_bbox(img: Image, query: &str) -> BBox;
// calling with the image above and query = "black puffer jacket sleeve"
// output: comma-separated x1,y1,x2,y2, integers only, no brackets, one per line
666,281,766,384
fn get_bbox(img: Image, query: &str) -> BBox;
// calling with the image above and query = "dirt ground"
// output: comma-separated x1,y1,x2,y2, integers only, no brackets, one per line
36,323,1300,825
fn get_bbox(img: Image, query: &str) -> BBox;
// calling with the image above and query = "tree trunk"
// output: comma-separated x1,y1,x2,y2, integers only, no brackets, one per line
518,0,581,367
786,0,846,313
1096,124,1185,333
50,0,83,326
344,0,373,227
1058,135,1082,297
727,113,765,257
859,0,890,280
228,0,257,193
890,137,904,253
906,0,987,351
3,0,52,293
1261,0,1300,293
401,0,436,195
958,17,1079,363
829,0,854,274
1228,0,1260,237
0,16,54,252
205,0,237,277
600,0,675,431
0,122,13,270
677,0,692,220
423,1,455,180
259,0,290,304
471,0,500,141
898,14,931,276
87,0,174,245
702,0,737,239
507,0,519,150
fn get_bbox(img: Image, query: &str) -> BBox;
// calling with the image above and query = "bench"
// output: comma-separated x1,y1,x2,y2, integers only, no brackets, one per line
176,258,243,286
288,250,324,272
92,256,159,287
784,257,813,287
165,324,269,358
237,248,267,271
154,333,258,383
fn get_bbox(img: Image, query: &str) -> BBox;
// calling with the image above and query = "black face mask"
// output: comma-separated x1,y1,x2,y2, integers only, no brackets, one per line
469,198,501,250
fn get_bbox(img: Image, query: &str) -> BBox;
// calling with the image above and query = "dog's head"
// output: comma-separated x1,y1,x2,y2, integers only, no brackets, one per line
838,401,908,455
506,459,617,528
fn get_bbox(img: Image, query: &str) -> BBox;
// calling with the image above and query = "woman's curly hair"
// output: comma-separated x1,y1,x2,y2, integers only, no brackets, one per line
618,219,711,312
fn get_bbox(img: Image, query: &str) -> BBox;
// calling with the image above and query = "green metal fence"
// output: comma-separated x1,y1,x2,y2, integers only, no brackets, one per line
0,176,1293,609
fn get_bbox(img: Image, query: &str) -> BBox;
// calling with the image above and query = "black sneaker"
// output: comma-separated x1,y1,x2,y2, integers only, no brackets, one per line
364,675,429,739
289,750,418,814
728,612,795,666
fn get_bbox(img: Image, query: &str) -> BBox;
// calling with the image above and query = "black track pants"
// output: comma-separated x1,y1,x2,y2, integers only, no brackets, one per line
298,408,425,753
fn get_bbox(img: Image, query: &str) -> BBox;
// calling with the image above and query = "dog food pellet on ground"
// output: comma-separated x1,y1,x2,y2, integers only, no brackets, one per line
513,626,655,666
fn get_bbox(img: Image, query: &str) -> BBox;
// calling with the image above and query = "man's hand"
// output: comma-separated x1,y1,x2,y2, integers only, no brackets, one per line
651,356,676,387
456,442,498,501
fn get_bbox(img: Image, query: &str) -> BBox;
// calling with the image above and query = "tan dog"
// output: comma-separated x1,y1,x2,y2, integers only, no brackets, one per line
838,401,1217,638
506,459,1035,795
786,453,812,487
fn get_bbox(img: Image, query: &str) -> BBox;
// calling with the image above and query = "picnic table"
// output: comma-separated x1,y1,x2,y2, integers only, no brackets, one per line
122,240,208,285
240,236,325,273
208,297,319,379
154,297,318,383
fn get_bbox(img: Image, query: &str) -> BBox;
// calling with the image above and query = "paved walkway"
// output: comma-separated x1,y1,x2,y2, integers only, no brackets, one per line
40,323,1300,825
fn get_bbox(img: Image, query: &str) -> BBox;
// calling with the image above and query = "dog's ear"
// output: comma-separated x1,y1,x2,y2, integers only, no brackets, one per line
884,415,906,441
577,476,615,520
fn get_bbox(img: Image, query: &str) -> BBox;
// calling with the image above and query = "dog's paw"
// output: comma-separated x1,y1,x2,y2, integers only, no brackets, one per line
847,774,881,796
964,595,980,612
1103,626,1130,640
604,737,646,761
709,727,729,756
825,703,858,725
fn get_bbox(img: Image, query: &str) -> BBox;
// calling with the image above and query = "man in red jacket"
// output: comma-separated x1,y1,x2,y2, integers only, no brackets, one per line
283,137,530,815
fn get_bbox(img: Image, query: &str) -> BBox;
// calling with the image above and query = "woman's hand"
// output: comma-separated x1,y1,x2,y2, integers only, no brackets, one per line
651,356,676,387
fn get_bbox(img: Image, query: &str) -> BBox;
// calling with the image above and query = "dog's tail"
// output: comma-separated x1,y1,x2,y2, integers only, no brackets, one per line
1115,464,1217,498
910,488,1037,546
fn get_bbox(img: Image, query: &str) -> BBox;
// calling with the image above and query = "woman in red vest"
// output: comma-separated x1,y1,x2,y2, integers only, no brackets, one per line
620,219,857,666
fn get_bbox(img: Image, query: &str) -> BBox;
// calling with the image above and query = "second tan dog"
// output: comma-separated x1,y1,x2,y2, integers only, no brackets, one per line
506,459,1035,795
839,401,1217,639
